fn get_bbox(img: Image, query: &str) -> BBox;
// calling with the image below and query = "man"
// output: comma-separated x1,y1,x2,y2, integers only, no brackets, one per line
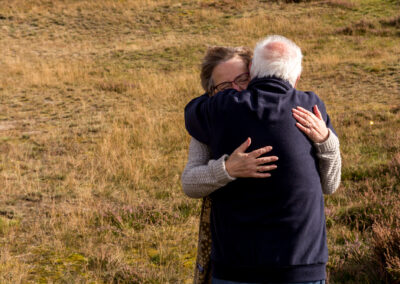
184,35,337,283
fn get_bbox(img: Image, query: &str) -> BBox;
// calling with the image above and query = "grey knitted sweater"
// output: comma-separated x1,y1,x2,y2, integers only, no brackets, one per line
182,129,341,198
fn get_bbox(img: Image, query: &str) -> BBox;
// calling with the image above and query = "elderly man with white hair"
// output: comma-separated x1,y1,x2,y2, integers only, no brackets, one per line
184,35,337,284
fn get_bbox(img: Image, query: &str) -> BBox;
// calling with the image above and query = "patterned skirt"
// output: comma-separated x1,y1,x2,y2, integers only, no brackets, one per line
193,196,212,284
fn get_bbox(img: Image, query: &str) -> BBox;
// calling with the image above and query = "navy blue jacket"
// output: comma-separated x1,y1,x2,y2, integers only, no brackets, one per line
184,77,336,283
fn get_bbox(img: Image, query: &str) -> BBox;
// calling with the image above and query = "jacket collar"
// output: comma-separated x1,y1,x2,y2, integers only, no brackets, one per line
248,76,293,92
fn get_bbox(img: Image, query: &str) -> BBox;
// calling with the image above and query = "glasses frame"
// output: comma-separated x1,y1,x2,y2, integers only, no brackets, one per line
211,72,250,94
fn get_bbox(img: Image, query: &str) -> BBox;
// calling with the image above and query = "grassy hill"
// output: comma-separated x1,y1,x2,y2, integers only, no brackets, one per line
0,0,399,282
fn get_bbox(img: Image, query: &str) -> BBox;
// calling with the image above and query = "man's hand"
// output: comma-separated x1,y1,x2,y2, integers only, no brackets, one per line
292,105,329,143
225,138,278,178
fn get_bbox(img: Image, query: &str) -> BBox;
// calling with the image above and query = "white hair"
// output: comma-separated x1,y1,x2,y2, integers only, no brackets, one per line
250,35,303,87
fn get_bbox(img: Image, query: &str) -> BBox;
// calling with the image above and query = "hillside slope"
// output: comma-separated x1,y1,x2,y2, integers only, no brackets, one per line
0,0,399,283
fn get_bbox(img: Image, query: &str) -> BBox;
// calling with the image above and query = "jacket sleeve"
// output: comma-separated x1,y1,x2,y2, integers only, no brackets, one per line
184,93,213,145
185,89,252,145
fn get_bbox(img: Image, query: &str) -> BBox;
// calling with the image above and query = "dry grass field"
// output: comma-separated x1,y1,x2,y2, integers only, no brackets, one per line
0,0,399,283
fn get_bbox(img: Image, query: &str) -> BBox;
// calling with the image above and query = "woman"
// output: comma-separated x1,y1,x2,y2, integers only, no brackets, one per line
181,46,341,284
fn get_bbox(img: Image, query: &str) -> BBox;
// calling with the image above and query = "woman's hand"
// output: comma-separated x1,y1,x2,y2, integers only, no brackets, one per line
225,138,278,178
292,105,329,143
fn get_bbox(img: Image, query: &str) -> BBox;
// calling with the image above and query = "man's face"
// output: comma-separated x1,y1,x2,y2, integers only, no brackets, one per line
211,56,250,95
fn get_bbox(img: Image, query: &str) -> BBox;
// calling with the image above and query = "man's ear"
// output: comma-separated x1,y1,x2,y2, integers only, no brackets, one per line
248,62,252,73
294,74,301,88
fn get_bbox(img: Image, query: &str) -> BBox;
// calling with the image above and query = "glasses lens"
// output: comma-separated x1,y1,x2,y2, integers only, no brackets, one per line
235,73,250,84
215,82,232,93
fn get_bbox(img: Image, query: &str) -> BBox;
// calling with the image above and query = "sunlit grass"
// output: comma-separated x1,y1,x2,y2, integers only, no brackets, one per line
0,0,399,283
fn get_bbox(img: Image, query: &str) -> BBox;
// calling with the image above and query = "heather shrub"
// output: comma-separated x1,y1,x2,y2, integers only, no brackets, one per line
372,220,400,282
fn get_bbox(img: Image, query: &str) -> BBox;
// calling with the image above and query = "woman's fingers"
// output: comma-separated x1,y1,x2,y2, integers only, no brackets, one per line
234,137,251,154
313,105,323,120
252,172,272,178
292,109,311,123
294,106,323,123
227,140,279,178
295,106,313,115
252,164,278,178
256,156,279,165
249,145,273,158
292,106,329,143
257,164,278,172
292,112,312,128
292,107,316,122
296,122,311,134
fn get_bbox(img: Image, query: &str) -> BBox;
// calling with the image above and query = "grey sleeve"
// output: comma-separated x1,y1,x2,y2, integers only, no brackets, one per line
181,137,236,199
182,131,341,198
314,129,342,195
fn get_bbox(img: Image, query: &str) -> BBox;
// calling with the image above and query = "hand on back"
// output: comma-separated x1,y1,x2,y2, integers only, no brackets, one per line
225,105,329,179
292,105,329,143
225,138,278,178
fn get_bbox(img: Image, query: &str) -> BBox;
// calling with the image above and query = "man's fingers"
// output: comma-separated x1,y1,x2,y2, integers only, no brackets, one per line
249,146,273,158
234,137,251,154
313,105,323,120
256,156,279,165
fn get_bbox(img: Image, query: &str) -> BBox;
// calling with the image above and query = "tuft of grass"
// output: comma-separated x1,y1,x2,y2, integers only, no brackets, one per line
95,81,134,94
282,0,318,3
380,15,400,27
337,15,400,36
324,0,357,9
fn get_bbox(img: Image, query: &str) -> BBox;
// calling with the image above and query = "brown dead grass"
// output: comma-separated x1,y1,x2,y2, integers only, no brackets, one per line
0,0,399,283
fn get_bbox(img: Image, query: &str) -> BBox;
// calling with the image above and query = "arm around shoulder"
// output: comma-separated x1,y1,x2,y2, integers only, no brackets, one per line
184,94,212,145
314,129,342,195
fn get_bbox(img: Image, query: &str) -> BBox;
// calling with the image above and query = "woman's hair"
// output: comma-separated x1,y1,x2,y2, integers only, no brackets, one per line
200,46,253,94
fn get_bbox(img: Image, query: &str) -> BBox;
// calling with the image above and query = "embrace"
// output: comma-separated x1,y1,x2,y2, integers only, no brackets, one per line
181,35,341,284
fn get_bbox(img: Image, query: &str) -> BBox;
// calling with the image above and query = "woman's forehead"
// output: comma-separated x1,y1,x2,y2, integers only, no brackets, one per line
212,57,247,83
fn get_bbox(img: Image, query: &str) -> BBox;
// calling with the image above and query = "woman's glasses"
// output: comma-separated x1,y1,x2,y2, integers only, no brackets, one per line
211,72,250,94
